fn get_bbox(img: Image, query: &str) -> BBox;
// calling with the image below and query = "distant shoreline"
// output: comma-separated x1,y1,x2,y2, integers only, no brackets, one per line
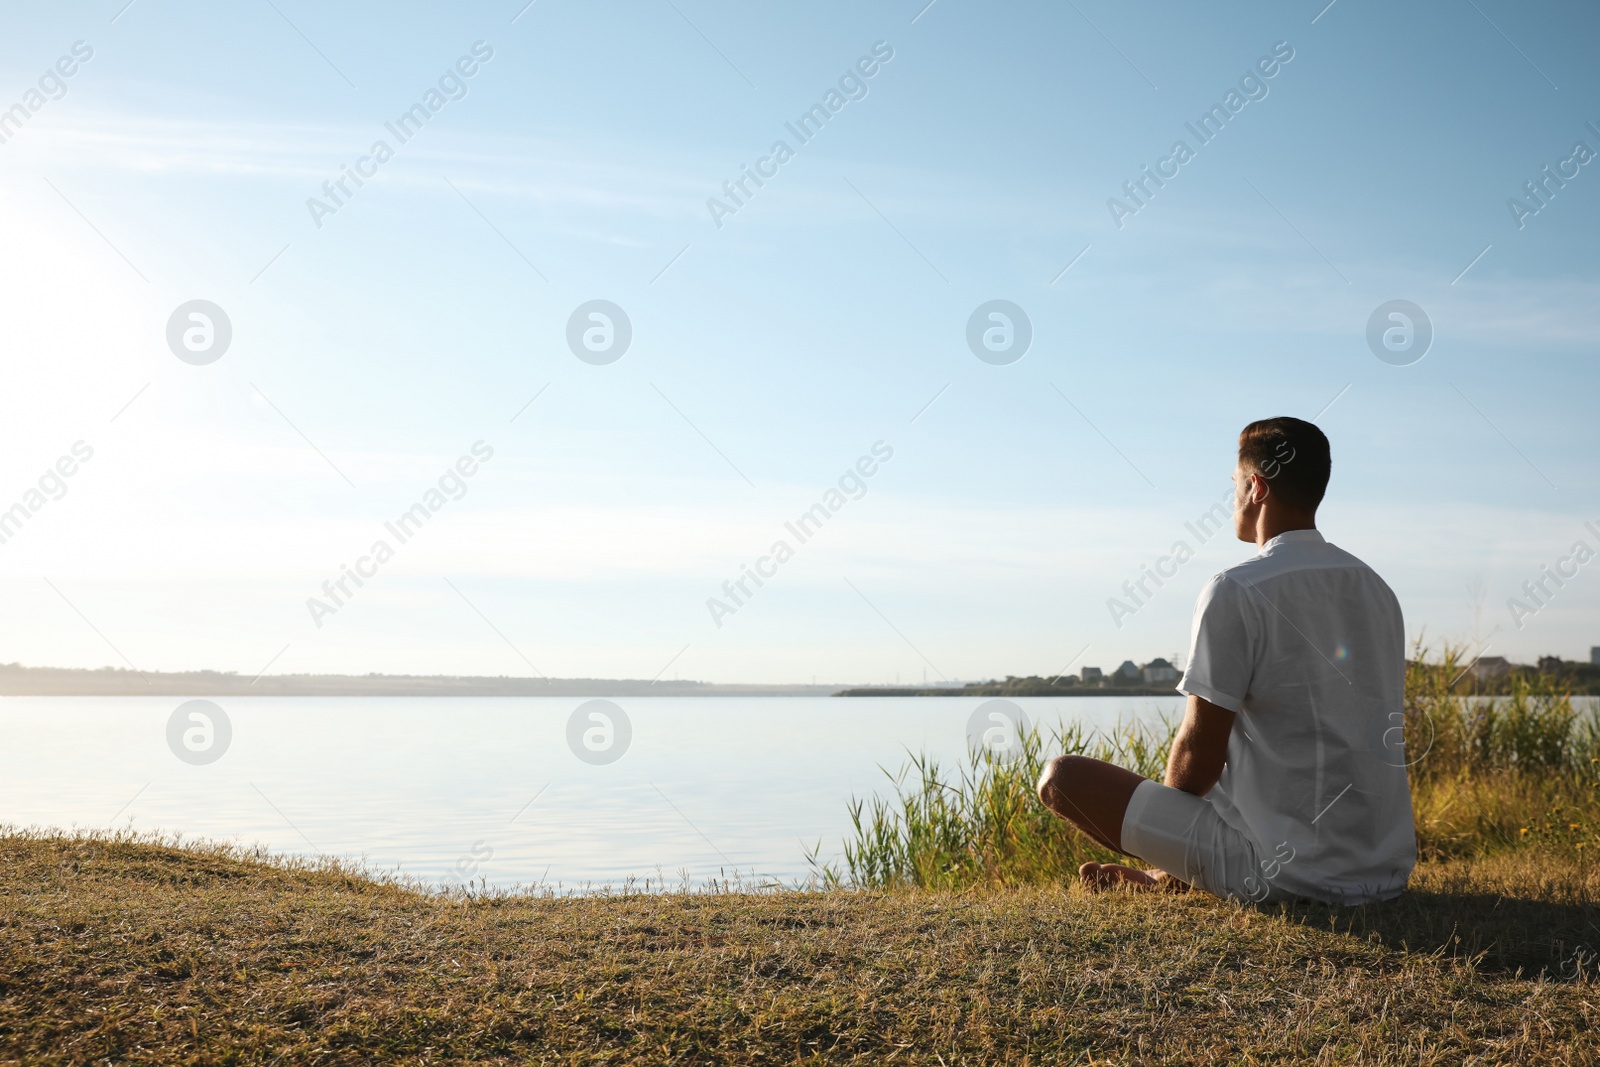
833,685,1182,698
6,660,1593,697
0,665,844,698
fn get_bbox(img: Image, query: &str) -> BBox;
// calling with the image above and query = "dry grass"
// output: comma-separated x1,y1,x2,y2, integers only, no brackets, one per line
4,830,1600,1065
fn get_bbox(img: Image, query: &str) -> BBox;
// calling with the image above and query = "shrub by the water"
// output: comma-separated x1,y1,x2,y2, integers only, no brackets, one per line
808,719,1170,890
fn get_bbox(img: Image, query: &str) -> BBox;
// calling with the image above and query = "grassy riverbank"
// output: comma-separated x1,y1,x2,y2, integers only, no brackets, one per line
3,831,1599,1065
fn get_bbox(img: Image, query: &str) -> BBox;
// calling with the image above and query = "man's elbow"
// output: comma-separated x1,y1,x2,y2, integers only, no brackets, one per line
1171,769,1222,797
1165,698,1234,795
1166,744,1225,796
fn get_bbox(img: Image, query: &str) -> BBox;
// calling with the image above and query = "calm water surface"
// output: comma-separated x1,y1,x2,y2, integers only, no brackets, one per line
0,696,1181,889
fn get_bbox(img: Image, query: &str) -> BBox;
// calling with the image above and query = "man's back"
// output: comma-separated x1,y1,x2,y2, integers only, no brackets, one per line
1180,529,1417,904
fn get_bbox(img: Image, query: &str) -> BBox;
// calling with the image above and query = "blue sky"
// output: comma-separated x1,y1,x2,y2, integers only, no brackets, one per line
1,0,1596,683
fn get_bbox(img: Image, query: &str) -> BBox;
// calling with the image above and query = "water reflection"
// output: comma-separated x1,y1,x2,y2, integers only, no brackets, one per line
2,696,1182,889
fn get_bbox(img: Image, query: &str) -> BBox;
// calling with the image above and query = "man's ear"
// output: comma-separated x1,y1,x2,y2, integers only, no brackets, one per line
1249,470,1270,504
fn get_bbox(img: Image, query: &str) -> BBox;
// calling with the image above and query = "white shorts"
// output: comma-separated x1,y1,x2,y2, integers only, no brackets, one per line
1120,779,1289,904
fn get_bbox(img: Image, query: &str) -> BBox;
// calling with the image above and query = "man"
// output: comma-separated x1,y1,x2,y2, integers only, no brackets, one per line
1036,417,1416,905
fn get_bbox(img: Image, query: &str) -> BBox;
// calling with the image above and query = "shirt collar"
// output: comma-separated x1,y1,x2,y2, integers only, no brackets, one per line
1261,528,1325,553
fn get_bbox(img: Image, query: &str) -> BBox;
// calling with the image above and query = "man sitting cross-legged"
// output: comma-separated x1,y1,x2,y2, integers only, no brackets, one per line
1037,417,1417,905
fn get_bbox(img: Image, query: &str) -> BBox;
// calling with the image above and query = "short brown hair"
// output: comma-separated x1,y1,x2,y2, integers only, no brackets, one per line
1239,417,1331,512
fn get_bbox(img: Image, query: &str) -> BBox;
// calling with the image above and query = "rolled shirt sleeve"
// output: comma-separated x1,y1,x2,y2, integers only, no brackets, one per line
1178,573,1256,713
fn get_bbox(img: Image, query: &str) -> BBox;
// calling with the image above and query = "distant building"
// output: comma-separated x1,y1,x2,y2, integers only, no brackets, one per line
1114,660,1140,683
1537,655,1564,675
1081,666,1103,683
1142,658,1180,684
1472,656,1511,681
1593,646,1600,666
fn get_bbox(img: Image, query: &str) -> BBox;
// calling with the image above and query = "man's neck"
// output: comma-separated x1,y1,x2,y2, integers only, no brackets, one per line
1254,513,1317,551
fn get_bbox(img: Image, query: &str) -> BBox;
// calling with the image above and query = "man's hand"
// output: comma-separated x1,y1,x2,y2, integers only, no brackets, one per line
1165,694,1235,796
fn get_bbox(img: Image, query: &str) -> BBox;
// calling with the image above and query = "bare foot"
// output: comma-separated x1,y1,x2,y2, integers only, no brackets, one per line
1078,862,1182,893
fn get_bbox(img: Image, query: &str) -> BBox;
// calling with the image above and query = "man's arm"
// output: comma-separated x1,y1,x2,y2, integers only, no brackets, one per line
1165,693,1235,795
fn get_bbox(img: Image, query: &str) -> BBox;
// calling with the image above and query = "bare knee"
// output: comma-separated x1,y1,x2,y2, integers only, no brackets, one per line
1036,754,1091,808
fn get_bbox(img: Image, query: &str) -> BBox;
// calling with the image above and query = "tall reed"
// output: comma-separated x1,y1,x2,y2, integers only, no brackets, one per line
808,717,1174,890
1404,642,1600,859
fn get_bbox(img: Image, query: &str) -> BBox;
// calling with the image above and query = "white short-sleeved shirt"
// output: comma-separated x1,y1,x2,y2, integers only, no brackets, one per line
1178,529,1416,905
